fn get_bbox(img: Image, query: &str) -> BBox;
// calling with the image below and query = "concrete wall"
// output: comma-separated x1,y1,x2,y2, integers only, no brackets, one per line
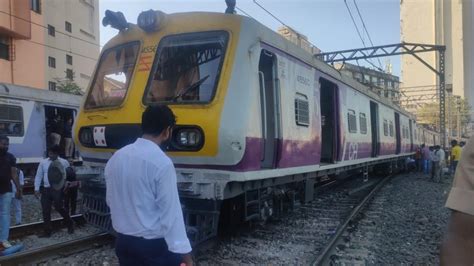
43,0,100,90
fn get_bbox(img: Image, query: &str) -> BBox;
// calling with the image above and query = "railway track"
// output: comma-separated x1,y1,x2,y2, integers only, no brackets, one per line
10,214,86,239
0,233,113,266
194,174,392,264
312,175,391,265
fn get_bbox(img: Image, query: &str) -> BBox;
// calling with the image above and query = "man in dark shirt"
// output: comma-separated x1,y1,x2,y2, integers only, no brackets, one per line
0,135,21,251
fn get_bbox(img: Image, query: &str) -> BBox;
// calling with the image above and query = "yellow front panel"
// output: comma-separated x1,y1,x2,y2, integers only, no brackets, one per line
75,13,242,157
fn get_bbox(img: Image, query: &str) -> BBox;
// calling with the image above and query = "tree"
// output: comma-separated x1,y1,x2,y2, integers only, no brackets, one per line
416,96,472,137
54,71,84,95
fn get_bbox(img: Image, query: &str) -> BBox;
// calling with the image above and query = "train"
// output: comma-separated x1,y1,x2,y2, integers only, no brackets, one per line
0,83,81,179
74,8,440,244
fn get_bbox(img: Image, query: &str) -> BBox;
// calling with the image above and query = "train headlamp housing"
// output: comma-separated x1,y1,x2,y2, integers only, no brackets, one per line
170,126,204,151
79,127,94,147
137,10,167,33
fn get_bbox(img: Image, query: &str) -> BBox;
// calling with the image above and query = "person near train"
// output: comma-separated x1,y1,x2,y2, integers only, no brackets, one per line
430,145,444,183
104,105,193,266
440,137,474,265
414,146,422,172
10,168,24,225
450,140,462,176
34,145,74,237
64,118,74,159
63,162,79,216
49,114,63,146
421,144,431,175
0,136,22,251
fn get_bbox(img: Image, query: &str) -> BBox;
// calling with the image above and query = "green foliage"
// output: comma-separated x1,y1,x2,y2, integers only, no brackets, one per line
54,71,84,95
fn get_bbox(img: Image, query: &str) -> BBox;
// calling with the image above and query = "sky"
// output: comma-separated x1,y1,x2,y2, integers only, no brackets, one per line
99,0,401,75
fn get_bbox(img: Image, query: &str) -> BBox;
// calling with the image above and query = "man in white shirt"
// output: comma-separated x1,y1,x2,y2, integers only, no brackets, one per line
105,105,193,266
34,145,73,237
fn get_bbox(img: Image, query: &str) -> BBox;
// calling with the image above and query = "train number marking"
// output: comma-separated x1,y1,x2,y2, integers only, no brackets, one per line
138,55,153,72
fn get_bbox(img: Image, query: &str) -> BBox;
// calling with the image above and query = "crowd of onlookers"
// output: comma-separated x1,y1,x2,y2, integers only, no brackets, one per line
1,136,79,253
411,140,465,182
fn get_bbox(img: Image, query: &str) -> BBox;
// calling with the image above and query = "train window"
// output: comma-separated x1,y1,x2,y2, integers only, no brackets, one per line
84,41,140,109
348,109,357,133
144,31,229,104
383,119,388,136
389,121,394,137
295,93,309,126
0,104,24,137
359,113,367,134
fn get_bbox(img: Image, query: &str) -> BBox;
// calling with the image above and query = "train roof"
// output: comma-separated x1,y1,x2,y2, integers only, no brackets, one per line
237,15,415,119
0,83,82,107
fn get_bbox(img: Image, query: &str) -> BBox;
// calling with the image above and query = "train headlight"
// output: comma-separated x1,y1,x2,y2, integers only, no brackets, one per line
79,127,94,147
172,127,204,151
137,10,166,33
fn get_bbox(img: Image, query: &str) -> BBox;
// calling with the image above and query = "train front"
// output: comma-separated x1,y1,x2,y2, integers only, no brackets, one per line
74,10,244,243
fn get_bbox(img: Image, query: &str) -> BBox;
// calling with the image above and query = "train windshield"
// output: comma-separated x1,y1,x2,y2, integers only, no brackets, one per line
144,31,228,104
84,42,140,109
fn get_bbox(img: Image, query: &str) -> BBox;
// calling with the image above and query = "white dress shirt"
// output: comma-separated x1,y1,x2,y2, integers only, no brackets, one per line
104,138,192,254
34,157,69,191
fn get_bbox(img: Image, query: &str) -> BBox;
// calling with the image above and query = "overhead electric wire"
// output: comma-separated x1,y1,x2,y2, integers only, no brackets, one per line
252,0,320,51
352,0,383,70
0,10,102,48
20,38,98,61
342,0,383,72
236,7,256,20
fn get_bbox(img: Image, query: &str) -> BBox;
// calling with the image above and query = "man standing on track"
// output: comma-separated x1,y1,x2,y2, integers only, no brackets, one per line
105,105,193,266
441,137,474,264
450,140,462,176
34,145,74,237
0,136,21,251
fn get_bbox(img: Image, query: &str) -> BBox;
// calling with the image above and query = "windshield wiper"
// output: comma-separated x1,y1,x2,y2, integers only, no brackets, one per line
172,75,210,102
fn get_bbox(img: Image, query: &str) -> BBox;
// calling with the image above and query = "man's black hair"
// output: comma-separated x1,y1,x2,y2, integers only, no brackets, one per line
141,105,176,136
49,145,62,154
0,135,9,142
451,139,458,146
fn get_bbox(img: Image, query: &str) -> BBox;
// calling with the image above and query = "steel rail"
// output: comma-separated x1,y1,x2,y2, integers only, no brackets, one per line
0,233,113,266
312,175,392,266
10,214,85,239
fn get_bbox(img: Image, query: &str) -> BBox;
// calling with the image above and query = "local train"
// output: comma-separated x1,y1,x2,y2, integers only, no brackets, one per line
75,8,439,244
0,83,81,179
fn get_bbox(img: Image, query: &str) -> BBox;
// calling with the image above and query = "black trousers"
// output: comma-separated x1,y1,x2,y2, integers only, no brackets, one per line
64,188,78,215
115,233,183,266
40,187,72,232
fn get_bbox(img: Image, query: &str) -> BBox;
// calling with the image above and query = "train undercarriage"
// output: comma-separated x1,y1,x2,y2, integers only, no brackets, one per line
80,156,409,245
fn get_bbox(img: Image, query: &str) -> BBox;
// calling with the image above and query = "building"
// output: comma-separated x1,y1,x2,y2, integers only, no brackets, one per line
335,62,401,103
0,0,100,91
400,0,474,126
278,26,321,55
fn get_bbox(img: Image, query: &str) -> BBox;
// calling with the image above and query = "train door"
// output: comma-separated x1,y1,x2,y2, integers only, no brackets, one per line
319,78,339,163
370,101,380,157
44,106,76,158
394,113,401,154
258,50,279,169
409,120,414,151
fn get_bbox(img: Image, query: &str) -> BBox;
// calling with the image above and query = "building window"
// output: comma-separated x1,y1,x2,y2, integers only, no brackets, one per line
359,113,367,134
383,119,388,136
48,25,55,36
66,69,73,80
48,56,56,68
0,105,24,136
65,21,72,33
0,37,10,61
30,0,41,13
48,81,56,91
389,121,394,137
348,109,357,133
66,54,73,65
295,93,309,126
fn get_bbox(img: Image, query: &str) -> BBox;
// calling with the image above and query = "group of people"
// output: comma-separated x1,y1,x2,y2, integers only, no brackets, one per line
0,136,79,253
414,140,464,183
48,114,75,159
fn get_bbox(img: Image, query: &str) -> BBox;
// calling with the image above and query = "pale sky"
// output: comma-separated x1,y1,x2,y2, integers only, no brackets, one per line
99,0,401,75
